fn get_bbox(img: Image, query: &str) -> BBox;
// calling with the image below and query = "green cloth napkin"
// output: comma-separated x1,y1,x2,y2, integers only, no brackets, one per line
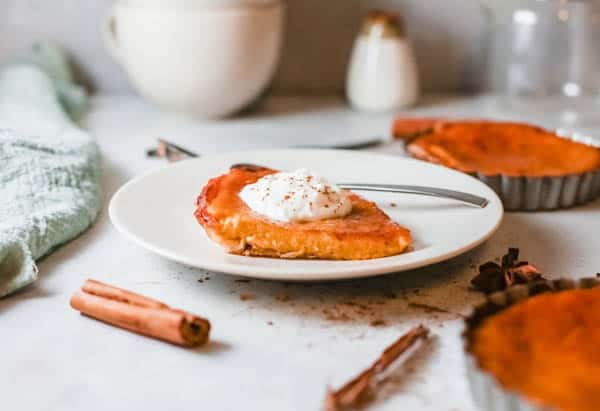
0,43,101,297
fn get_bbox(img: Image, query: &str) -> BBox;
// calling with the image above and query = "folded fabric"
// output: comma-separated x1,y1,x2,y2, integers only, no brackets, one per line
0,43,101,297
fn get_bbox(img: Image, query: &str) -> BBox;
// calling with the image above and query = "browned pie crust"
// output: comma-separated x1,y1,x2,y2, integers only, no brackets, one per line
194,167,411,260
394,119,600,177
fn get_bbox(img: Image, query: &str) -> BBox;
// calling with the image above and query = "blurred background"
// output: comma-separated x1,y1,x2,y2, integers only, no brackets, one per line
0,0,486,95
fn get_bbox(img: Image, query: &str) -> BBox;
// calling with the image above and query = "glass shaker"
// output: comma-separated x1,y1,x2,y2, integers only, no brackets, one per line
482,0,600,126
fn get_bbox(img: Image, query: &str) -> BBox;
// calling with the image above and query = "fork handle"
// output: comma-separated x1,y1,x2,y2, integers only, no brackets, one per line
338,184,489,208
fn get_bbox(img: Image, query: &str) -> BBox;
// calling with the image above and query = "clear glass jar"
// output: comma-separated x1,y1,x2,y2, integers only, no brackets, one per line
482,0,600,126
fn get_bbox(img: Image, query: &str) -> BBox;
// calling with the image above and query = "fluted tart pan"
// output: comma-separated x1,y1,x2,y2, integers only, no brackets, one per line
394,119,600,211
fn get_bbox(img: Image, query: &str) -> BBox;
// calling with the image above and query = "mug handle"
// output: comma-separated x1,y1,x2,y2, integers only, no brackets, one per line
102,5,122,63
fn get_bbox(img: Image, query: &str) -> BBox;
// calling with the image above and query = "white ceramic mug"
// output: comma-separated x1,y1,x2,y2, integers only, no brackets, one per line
103,1,284,118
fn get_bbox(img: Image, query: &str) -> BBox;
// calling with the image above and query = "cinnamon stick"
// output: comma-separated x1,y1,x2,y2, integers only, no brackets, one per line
82,279,168,309
324,324,430,411
70,280,210,347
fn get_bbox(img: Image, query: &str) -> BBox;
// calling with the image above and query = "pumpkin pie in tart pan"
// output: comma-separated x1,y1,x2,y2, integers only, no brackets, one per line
195,166,411,260
393,118,600,210
463,277,600,411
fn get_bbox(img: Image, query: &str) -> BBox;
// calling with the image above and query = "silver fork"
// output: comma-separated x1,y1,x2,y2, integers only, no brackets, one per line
147,140,489,208
230,163,489,208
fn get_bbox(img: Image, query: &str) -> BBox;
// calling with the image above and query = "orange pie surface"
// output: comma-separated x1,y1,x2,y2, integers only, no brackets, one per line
470,287,600,411
403,121,600,177
194,167,411,260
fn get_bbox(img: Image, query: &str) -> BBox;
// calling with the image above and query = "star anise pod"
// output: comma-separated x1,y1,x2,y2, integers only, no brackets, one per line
471,248,545,294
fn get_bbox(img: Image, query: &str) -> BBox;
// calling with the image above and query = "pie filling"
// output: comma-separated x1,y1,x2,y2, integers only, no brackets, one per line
195,167,411,260
404,121,600,177
470,287,600,411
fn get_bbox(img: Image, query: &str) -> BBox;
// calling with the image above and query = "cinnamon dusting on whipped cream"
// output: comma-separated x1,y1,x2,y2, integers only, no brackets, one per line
239,169,352,222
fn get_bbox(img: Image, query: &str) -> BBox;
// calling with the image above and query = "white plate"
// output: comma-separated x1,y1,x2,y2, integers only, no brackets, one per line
109,150,503,281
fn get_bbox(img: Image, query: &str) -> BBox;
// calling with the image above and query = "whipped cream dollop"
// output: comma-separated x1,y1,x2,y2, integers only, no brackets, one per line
239,169,353,222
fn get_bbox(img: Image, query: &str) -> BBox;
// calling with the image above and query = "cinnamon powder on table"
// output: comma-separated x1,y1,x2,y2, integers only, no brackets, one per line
239,293,255,301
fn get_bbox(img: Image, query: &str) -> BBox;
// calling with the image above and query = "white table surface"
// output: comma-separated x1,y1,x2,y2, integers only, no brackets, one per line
2,94,600,411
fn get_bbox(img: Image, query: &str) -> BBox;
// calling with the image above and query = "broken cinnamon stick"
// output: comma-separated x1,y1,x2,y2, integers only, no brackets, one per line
324,324,430,411
70,279,210,347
